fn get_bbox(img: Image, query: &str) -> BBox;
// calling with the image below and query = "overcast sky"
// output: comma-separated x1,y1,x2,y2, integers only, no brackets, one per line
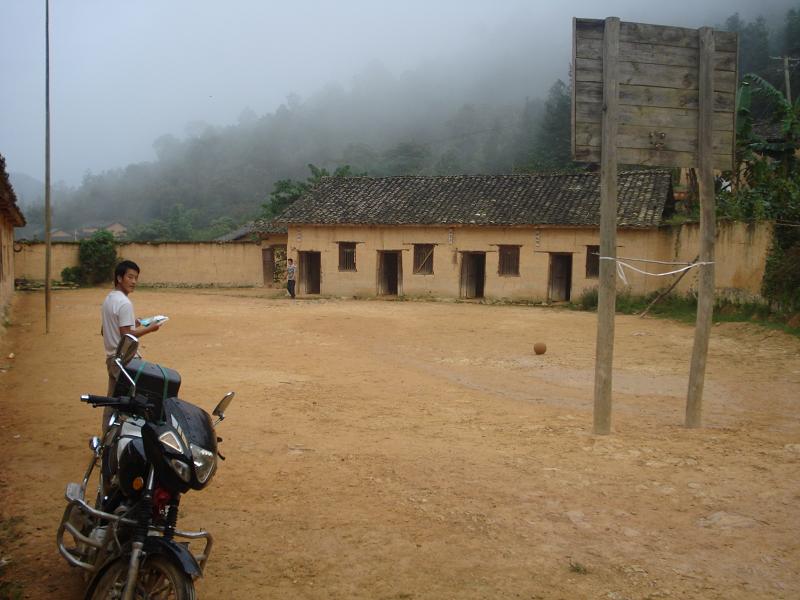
0,0,792,186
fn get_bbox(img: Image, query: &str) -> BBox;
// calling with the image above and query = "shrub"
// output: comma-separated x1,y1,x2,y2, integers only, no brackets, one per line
575,287,598,310
78,231,118,285
60,266,84,285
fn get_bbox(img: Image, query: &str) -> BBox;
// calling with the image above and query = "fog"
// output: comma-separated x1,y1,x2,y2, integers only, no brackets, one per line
0,0,792,187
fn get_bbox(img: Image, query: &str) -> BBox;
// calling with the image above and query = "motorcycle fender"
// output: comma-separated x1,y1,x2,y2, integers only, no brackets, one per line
144,536,202,577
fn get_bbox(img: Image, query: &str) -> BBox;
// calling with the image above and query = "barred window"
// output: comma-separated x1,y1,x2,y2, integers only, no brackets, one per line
339,242,356,271
498,245,520,276
413,244,434,274
586,245,599,278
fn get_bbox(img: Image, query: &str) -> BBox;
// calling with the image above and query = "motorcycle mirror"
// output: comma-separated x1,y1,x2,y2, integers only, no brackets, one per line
115,333,139,365
212,392,235,421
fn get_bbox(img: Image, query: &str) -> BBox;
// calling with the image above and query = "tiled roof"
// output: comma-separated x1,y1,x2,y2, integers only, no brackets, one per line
252,219,288,235
276,171,673,229
0,155,26,227
215,222,257,241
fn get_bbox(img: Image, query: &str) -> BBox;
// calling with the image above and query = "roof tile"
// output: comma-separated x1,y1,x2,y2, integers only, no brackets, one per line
277,171,673,228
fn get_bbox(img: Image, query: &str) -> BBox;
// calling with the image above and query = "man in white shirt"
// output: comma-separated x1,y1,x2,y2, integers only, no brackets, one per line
102,260,161,398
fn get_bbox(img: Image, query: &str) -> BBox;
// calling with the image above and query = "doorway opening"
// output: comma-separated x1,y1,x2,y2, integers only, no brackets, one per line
548,253,573,302
378,251,403,296
299,251,321,294
460,252,486,299
261,247,274,285
261,244,287,286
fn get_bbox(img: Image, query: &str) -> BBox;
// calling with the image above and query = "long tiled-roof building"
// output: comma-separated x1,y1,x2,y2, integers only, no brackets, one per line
275,171,763,302
279,171,673,228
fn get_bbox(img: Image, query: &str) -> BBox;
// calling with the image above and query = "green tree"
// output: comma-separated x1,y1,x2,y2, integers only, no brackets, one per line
260,164,363,220
720,75,800,312
78,231,118,285
522,80,574,172
725,13,772,83
379,142,431,175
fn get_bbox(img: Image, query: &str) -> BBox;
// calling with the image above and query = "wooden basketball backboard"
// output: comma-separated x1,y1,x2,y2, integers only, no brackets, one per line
572,19,738,170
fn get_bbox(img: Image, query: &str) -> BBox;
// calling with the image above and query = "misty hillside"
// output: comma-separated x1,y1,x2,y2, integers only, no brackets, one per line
9,171,43,205
16,5,799,241
39,60,560,237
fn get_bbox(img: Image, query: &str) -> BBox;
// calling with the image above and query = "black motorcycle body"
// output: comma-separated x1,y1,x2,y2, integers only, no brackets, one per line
57,334,234,600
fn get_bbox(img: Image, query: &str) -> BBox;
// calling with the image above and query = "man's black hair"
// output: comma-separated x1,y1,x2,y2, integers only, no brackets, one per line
114,260,140,285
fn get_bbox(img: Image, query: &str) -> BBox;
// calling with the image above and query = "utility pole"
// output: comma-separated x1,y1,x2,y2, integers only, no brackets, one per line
45,0,52,334
770,55,800,104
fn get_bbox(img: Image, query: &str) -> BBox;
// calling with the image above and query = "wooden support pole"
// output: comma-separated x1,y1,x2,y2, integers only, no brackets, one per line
44,0,52,334
593,17,619,436
686,27,716,428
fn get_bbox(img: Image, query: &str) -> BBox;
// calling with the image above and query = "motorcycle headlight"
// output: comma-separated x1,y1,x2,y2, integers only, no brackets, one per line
190,443,216,484
169,458,191,483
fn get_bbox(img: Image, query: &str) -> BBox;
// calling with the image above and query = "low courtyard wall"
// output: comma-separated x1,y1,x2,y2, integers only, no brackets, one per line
14,241,264,287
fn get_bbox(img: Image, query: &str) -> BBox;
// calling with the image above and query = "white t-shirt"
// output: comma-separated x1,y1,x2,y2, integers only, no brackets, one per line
102,290,135,357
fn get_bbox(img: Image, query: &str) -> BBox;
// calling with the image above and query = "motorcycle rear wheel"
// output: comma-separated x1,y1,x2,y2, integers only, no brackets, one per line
88,555,196,600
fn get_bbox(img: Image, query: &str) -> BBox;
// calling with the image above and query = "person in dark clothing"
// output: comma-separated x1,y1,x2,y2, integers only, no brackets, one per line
286,258,296,299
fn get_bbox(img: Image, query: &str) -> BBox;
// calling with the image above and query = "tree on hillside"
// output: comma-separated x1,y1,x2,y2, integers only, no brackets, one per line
379,142,432,175
260,164,364,220
519,80,574,172
725,14,773,84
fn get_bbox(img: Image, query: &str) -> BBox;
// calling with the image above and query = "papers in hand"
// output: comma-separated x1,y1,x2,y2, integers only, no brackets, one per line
140,315,169,327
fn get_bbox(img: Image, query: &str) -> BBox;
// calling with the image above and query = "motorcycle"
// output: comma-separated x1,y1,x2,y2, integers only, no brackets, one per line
57,333,235,600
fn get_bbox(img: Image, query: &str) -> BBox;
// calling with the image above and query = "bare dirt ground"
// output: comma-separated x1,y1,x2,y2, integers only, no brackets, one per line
1,287,799,599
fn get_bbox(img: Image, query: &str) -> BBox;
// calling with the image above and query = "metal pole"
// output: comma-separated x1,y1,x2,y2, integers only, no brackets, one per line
44,0,52,334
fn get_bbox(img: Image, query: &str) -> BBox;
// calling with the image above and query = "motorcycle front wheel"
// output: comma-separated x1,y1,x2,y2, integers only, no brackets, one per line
88,555,196,600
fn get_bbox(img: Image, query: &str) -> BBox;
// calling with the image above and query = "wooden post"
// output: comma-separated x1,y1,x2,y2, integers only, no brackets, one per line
686,27,716,428
785,56,792,105
44,0,52,334
593,17,619,435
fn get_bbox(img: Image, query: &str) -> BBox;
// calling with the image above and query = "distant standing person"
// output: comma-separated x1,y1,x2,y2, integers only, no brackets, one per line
286,258,296,299
101,261,160,428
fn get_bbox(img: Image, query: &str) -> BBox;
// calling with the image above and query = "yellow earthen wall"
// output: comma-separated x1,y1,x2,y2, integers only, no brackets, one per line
287,221,771,301
666,220,773,302
13,222,771,300
1,220,16,311
14,242,264,287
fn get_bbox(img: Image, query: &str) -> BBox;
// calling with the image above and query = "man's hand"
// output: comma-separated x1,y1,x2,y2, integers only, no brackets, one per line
120,322,160,338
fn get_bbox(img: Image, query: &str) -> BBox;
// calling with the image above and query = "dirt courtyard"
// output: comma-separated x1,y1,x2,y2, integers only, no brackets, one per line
0,288,798,599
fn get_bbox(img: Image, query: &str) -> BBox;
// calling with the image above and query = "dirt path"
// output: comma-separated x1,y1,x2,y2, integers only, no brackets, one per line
1,288,798,599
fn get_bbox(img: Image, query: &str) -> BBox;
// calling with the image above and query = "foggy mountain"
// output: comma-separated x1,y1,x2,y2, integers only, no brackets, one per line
8,2,798,240
9,172,44,206
37,51,560,235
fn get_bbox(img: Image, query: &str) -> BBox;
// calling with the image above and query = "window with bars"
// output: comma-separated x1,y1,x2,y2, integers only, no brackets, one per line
586,245,600,278
498,245,520,276
413,244,434,274
338,242,356,271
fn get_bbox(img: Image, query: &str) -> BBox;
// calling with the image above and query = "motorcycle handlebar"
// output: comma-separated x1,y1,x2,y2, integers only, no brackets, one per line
80,394,155,412
81,394,119,406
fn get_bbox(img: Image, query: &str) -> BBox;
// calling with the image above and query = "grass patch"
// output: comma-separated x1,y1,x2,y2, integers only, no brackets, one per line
568,559,589,575
572,290,800,338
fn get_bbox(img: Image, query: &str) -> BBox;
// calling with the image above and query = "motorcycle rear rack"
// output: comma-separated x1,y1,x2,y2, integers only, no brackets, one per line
57,456,213,576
